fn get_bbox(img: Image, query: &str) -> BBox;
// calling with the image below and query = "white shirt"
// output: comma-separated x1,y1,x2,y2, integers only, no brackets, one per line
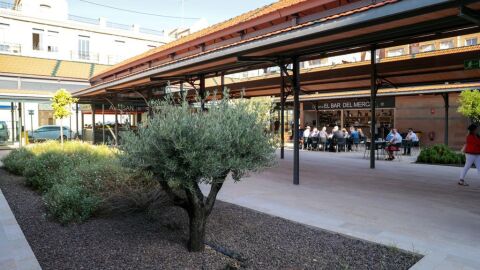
303,129,311,138
390,133,403,144
407,132,418,142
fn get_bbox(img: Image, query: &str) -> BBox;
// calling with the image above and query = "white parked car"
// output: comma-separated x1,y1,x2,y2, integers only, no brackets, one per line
30,125,75,141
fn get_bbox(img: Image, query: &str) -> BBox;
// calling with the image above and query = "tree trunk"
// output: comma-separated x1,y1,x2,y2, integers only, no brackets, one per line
60,118,64,145
188,208,207,252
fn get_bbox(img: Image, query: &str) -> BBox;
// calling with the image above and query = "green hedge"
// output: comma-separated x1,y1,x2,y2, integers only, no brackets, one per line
1,141,162,224
416,144,465,165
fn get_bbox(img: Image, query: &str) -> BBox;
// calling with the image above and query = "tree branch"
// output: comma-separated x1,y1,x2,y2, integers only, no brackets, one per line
205,174,228,216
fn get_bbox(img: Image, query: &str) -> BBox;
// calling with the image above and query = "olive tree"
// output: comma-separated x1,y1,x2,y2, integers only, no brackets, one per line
458,89,480,123
51,89,78,145
120,96,276,252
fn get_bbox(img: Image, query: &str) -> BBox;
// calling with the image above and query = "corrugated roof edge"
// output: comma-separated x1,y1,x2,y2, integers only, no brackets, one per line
90,0,346,82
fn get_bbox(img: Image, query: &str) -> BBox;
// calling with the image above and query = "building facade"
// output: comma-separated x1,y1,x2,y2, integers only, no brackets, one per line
0,0,171,144
0,0,169,65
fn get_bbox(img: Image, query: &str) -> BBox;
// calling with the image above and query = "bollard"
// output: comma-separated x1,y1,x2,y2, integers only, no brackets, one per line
24,131,29,145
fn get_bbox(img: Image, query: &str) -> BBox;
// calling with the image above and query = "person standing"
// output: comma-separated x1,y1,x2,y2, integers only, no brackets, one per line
303,126,311,150
458,124,480,186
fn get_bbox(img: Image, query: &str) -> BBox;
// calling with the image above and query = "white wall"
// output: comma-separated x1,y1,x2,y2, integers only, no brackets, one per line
0,3,167,65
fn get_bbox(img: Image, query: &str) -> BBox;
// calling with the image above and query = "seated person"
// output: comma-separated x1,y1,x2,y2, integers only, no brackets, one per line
385,128,402,160
403,128,419,155
385,128,393,141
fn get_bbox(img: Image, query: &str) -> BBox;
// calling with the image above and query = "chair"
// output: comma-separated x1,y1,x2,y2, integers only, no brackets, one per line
311,137,319,150
364,141,371,158
392,143,402,161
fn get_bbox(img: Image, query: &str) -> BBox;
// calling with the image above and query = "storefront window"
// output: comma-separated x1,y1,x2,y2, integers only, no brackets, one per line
465,38,478,46
420,44,435,52
439,40,454,50
386,48,405,57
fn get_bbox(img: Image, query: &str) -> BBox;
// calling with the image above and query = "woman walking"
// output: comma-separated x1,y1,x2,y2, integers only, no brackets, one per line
459,124,480,186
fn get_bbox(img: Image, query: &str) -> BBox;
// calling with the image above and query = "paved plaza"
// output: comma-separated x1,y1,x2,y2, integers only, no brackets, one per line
2,147,480,269
207,149,480,269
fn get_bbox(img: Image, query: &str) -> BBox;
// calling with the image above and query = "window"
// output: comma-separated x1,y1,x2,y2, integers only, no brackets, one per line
386,48,405,57
420,44,435,52
465,38,478,46
46,31,59,52
0,23,9,42
78,36,90,60
439,40,454,50
32,29,44,51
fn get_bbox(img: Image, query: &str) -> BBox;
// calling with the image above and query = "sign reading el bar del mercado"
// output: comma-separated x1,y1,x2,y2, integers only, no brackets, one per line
311,97,395,110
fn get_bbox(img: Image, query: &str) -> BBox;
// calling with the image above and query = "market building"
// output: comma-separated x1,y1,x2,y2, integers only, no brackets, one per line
69,0,480,184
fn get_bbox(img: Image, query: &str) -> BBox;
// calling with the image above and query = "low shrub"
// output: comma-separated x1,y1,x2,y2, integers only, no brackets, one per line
417,144,465,165
44,181,101,224
2,141,163,223
2,148,34,175
23,151,73,192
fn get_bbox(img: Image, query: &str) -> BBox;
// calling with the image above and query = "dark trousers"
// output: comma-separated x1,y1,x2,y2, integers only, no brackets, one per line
403,141,418,155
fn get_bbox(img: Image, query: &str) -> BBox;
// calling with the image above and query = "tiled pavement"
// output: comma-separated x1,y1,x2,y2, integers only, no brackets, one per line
203,149,480,270
0,190,41,270
0,149,41,270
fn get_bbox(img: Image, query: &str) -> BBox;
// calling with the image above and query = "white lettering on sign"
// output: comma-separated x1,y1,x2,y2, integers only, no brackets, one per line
331,103,341,109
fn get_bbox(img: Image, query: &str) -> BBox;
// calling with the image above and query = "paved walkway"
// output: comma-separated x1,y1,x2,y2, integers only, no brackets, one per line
207,150,480,270
0,191,41,270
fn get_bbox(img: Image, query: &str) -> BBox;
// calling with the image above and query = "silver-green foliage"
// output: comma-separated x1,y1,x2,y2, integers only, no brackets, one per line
121,97,276,187
120,96,276,251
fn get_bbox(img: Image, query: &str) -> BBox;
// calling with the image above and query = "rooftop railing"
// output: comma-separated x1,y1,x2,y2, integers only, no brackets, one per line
0,42,21,54
67,14,99,26
0,1,17,10
139,27,165,36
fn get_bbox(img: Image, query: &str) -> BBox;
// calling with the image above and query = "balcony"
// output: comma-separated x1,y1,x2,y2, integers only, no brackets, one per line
67,14,164,37
0,42,21,54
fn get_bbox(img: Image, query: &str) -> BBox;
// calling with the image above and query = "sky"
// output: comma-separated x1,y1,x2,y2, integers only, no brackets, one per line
64,0,276,31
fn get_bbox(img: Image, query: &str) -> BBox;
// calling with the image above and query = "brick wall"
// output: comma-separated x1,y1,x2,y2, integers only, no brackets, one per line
394,93,469,150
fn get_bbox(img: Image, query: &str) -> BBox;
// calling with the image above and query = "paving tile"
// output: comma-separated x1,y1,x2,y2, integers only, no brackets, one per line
212,150,480,270
0,188,41,270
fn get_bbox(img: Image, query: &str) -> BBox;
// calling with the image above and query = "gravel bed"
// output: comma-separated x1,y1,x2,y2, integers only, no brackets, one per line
0,169,421,269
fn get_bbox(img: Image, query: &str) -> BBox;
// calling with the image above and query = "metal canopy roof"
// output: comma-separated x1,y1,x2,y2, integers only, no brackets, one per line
74,0,480,101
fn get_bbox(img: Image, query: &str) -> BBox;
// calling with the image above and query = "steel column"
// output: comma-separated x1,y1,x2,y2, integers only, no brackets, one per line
442,93,449,146
114,103,119,146
10,102,14,143
179,81,184,100
18,102,22,147
102,104,105,144
199,74,206,110
75,103,79,137
92,105,96,144
280,69,285,159
221,72,225,94
370,47,377,169
292,57,300,185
